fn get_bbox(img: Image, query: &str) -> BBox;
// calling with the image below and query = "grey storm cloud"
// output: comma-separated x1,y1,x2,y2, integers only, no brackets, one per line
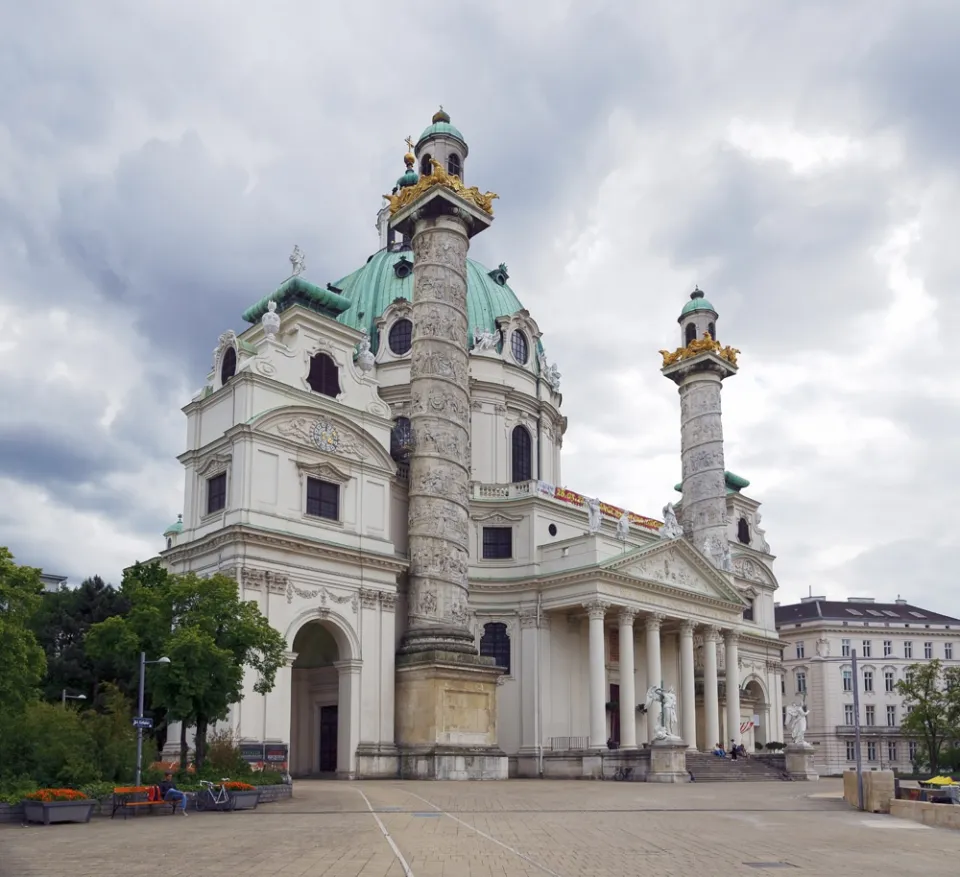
1,0,960,609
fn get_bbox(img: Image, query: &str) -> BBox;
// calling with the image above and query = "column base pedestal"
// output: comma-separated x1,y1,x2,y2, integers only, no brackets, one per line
396,649,508,781
648,737,689,783
785,743,819,781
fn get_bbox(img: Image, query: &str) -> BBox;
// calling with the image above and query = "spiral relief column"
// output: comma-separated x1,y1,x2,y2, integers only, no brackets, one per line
402,213,475,654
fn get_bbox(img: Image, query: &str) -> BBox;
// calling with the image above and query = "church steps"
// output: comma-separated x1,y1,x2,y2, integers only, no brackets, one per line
686,753,790,782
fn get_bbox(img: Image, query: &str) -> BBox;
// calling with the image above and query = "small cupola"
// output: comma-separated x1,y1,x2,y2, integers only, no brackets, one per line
415,106,468,181
678,285,719,346
163,513,183,550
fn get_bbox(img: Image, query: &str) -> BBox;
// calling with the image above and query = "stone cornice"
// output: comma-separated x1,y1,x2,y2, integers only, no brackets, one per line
162,524,409,574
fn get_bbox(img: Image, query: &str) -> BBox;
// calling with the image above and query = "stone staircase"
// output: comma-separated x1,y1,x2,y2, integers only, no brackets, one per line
686,752,790,782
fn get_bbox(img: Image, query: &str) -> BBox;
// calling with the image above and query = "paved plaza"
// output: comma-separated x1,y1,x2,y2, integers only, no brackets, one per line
3,779,959,877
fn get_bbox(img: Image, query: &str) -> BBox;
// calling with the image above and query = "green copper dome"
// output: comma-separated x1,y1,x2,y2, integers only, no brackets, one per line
417,120,466,146
164,515,183,536
679,286,716,318
333,248,540,358
396,168,418,188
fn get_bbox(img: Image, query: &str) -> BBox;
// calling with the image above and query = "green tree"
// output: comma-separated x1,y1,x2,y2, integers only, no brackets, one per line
86,563,287,769
896,659,960,775
0,548,46,712
31,575,132,707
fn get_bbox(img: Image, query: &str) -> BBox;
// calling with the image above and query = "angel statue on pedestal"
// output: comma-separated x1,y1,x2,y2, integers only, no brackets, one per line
785,702,810,745
645,684,679,740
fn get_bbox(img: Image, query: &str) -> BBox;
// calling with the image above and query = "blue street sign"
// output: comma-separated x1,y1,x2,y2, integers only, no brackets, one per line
132,716,154,730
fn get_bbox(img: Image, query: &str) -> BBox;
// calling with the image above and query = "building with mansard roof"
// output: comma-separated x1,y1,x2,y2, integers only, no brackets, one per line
776,595,960,776
159,110,786,778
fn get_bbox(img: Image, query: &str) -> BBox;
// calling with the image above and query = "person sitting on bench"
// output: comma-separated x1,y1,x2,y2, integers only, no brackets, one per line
159,772,188,815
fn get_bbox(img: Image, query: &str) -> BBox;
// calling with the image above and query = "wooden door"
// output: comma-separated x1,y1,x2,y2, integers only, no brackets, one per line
319,705,338,773
610,683,621,744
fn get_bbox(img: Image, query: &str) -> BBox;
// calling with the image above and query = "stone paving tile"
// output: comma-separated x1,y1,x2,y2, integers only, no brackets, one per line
2,779,959,877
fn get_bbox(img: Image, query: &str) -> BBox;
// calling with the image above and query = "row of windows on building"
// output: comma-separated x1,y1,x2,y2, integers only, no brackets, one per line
205,472,341,520
841,703,908,727
794,639,953,661
790,665,923,696
845,740,918,763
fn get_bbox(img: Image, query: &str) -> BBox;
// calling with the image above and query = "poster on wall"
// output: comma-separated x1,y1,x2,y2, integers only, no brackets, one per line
264,744,289,772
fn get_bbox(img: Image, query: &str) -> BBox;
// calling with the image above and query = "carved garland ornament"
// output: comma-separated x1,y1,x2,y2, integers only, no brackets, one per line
285,581,358,612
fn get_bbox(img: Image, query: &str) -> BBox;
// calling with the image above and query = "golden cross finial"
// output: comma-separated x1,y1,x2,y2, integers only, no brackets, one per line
404,135,415,153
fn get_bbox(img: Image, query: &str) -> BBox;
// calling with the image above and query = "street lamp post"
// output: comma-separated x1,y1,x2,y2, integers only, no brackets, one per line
135,651,171,786
61,690,87,708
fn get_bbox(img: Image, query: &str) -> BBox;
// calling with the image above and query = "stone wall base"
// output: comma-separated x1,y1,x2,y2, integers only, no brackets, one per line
843,769,893,812
398,746,508,780
355,744,400,779
891,798,960,830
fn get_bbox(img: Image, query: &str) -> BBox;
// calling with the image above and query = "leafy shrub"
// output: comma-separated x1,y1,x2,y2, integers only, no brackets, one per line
205,728,253,777
79,781,116,800
0,780,37,804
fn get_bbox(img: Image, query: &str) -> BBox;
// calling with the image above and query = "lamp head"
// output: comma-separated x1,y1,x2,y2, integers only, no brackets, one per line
157,657,171,665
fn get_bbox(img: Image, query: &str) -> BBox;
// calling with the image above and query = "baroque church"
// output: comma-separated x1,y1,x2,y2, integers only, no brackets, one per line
159,110,786,779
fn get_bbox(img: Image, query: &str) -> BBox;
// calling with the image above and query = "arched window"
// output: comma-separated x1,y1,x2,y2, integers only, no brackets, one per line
684,323,697,345
388,318,413,355
420,153,433,175
708,321,717,341
511,330,529,364
166,537,173,550
737,516,751,544
511,425,532,482
390,417,413,462
220,347,237,385
307,353,341,397
447,153,462,177
480,622,511,674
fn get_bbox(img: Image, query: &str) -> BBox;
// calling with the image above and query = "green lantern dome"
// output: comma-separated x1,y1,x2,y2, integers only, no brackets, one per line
333,248,541,358
416,107,467,152
164,514,183,536
396,168,418,188
679,286,717,318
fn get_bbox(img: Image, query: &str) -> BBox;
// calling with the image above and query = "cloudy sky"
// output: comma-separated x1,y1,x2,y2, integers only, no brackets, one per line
2,0,957,614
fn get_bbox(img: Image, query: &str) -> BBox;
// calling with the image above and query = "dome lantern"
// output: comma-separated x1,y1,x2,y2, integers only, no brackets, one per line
414,106,468,181
677,285,719,346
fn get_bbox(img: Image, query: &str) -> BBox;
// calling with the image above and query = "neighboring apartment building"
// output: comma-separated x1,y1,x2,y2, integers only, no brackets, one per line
776,596,960,776
40,573,67,593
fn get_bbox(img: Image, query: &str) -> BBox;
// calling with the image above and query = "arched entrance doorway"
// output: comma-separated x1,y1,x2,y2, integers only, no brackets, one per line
290,621,342,776
742,679,768,750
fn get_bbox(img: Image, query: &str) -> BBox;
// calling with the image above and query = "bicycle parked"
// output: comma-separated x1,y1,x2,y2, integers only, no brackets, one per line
195,778,233,811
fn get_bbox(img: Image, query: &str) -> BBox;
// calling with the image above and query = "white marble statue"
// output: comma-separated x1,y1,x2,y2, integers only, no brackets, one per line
785,702,810,745
538,351,562,391
586,497,602,534
754,513,771,553
645,685,679,739
703,535,734,573
289,245,306,277
261,299,281,338
615,511,630,542
473,327,500,352
355,330,375,373
660,503,684,540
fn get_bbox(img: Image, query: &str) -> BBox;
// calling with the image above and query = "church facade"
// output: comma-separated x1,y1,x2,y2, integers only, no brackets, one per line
160,111,786,778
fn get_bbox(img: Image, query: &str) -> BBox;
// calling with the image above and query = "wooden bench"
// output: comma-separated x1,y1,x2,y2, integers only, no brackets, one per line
111,786,178,819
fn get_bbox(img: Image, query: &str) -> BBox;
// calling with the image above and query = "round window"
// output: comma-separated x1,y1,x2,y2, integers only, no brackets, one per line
388,318,413,355
548,524,558,537
511,331,529,365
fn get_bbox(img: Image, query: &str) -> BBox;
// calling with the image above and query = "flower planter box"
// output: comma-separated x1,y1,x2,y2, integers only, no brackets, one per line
229,790,261,811
22,800,95,825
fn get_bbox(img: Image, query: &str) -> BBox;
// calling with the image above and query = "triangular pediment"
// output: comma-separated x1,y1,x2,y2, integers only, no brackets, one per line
602,538,746,606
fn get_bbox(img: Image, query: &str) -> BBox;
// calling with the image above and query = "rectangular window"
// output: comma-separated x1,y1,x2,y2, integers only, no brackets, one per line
861,640,872,658
305,478,339,520
867,741,877,762
884,670,895,692
887,741,898,763
924,642,933,659
947,643,954,660
796,641,805,659
909,741,919,761
887,705,897,727
842,668,853,692
609,630,620,664
865,705,875,726
482,526,513,560
796,671,806,694
841,638,851,657
863,670,874,692
904,641,913,659
883,640,892,657
206,472,227,514
844,704,855,725
846,741,856,761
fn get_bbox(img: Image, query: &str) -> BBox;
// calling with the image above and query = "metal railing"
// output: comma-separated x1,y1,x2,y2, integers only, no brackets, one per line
549,736,590,751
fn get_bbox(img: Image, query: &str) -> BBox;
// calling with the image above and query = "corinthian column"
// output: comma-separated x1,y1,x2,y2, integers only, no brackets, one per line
725,630,742,746
585,601,609,749
702,626,721,750
679,621,697,749
618,609,637,750
401,213,475,654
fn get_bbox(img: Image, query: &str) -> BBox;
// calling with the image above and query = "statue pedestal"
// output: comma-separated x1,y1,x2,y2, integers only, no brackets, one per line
785,743,818,781
648,737,688,783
